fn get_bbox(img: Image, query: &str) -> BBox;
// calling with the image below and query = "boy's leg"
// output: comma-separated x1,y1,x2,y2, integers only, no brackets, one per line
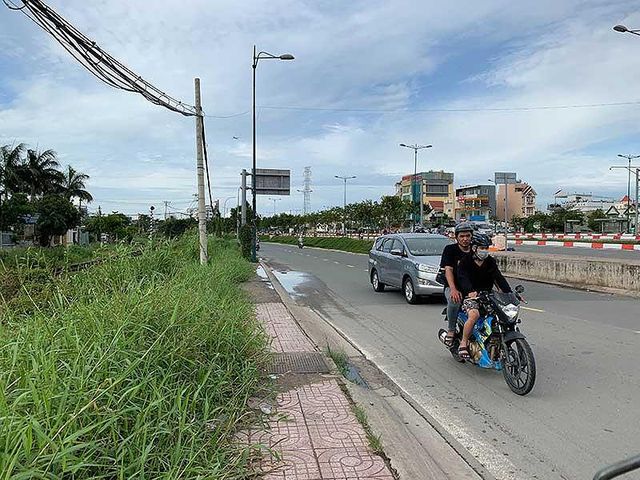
444,288,461,345
462,309,479,345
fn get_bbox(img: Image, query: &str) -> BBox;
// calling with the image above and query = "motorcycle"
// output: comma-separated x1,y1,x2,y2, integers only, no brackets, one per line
438,285,536,396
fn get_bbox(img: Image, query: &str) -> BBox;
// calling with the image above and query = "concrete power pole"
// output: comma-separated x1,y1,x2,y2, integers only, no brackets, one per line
194,78,208,264
163,200,169,220
241,169,248,226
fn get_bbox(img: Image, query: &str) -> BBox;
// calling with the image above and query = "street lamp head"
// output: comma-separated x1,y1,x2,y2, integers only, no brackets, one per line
279,54,295,60
399,143,408,147
334,175,340,179
613,24,628,33
425,144,433,148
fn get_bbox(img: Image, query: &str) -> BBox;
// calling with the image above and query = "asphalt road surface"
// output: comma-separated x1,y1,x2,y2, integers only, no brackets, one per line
261,242,640,480
510,243,640,260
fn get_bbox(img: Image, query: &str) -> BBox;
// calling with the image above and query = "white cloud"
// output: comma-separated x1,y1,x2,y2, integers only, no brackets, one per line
2,0,640,214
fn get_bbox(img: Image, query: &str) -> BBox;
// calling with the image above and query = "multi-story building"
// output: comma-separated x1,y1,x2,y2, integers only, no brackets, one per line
496,182,537,221
455,184,496,222
396,170,455,219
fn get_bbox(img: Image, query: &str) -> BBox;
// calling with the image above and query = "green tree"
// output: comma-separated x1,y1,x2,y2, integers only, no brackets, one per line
22,148,63,199
1,143,26,202
158,217,197,238
36,195,80,246
379,196,411,228
0,193,34,231
85,212,131,240
587,209,606,232
59,165,93,204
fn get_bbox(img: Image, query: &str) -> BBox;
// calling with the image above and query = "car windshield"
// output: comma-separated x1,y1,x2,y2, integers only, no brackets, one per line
404,237,451,256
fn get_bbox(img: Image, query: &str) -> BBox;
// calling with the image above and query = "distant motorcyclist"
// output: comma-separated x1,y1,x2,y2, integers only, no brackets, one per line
455,233,512,360
298,232,304,249
439,222,474,348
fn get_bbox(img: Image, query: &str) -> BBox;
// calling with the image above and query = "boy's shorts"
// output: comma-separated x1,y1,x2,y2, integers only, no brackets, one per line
462,298,480,311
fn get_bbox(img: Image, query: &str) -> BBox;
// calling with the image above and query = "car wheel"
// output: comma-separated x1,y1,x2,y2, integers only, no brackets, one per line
403,276,419,304
371,269,385,292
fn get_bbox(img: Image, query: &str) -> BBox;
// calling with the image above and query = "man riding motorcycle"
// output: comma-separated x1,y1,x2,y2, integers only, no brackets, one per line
439,222,474,348
455,232,512,360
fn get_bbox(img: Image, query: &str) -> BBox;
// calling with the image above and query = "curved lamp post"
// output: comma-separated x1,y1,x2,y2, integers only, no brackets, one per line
252,46,294,261
399,143,432,229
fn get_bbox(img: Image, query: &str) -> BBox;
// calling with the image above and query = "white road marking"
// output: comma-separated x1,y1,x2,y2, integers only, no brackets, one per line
333,261,340,265
521,306,545,313
634,330,640,334
315,311,523,480
323,259,329,262
346,265,355,268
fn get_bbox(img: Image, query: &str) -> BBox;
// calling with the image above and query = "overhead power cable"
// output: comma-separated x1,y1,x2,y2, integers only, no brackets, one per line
200,117,214,213
4,0,197,116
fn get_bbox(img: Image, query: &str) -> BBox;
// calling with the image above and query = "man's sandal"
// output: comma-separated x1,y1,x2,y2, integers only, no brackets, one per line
444,332,455,347
458,345,471,360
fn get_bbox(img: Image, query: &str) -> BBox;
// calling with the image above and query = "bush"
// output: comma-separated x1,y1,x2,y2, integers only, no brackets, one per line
262,235,374,254
239,224,253,260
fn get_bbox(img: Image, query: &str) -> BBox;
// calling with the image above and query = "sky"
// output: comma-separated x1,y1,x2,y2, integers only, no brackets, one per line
1,0,640,217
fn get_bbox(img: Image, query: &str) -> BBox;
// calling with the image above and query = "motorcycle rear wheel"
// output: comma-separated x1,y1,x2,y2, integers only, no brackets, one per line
502,338,536,395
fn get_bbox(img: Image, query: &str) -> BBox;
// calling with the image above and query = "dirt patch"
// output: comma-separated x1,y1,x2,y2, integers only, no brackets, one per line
242,275,280,304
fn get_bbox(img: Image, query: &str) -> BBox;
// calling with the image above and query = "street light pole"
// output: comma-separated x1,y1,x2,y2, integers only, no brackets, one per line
251,45,295,262
268,197,281,216
611,163,640,234
399,143,432,229
335,175,356,235
613,24,640,37
616,154,639,232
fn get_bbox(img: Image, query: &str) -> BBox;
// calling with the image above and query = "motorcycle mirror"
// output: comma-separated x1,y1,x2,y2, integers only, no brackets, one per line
515,285,525,294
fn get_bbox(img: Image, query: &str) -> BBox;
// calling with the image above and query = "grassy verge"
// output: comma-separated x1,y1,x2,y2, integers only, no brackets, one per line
352,405,384,455
0,235,268,478
261,235,374,254
0,243,108,270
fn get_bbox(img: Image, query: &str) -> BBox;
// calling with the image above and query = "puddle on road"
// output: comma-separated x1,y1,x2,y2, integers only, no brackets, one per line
255,266,275,289
272,270,312,299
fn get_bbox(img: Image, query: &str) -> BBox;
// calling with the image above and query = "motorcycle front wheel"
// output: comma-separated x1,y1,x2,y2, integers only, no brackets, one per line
502,338,536,395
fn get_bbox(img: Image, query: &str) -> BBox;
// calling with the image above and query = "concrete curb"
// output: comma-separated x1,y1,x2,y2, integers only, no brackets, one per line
260,259,491,480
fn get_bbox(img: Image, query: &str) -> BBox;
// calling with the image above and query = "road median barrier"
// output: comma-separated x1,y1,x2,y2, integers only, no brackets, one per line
494,251,640,296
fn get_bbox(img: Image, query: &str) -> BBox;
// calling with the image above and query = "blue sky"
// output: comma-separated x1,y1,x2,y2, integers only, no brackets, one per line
2,0,640,216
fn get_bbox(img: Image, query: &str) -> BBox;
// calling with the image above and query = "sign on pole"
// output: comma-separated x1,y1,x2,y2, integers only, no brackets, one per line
255,168,291,195
494,172,517,184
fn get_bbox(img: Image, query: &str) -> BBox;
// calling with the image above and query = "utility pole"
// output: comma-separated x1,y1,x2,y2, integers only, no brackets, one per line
335,175,356,235
241,169,248,226
610,164,640,234
616,154,640,232
399,143,432,229
194,78,208,264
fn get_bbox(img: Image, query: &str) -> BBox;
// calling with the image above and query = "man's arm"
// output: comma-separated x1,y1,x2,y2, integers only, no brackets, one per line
444,267,462,302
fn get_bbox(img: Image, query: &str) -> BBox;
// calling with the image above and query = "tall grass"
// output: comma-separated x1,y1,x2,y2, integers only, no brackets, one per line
261,235,374,254
0,236,268,478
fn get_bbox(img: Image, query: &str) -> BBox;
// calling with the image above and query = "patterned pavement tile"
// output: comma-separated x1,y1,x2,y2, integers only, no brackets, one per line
306,421,369,450
256,303,315,352
315,448,392,479
262,449,321,480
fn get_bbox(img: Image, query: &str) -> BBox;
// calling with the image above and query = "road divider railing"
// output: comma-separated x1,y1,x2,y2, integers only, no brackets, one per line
509,239,640,251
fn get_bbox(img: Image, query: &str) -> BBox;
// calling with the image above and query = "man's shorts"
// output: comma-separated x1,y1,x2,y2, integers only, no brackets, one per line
462,298,480,311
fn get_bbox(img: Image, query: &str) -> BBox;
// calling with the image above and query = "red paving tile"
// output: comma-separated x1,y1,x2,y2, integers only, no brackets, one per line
247,299,395,479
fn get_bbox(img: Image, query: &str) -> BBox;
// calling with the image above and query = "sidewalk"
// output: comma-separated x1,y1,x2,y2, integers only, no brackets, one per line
238,269,395,479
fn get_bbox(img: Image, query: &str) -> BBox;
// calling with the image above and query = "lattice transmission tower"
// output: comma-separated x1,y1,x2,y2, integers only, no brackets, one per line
302,166,312,214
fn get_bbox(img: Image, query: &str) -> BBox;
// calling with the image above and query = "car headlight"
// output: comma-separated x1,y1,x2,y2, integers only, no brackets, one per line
414,263,439,274
501,303,519,322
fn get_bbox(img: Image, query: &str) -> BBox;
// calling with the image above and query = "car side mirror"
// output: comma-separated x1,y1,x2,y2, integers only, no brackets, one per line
515,285,525,294
390,248,404,256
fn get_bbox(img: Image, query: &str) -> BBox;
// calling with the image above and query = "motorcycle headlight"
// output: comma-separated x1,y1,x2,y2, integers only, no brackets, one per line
501,303,519,322
415,263,439,274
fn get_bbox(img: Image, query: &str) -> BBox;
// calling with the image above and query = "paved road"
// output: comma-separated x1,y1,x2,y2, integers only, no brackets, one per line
509,243,640,260
261,242,640,480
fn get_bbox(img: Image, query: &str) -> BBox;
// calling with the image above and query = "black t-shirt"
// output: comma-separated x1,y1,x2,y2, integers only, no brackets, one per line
456,255,512,296
439,244,471,288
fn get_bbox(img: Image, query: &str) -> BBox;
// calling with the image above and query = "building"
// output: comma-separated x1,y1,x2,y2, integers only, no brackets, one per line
396,170,455,219
455,184,496,222
496,182,537,221
558,193,616,214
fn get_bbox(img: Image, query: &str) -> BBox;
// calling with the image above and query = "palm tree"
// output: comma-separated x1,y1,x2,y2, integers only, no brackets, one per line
60,165,93,207
22,148,62,199
1,143,26,201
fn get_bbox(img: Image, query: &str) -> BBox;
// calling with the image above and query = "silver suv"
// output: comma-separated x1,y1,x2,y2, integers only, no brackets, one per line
368,233,452,304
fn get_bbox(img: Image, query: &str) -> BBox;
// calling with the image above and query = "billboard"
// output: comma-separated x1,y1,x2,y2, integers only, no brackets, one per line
494,172,517,184
255,168,290,195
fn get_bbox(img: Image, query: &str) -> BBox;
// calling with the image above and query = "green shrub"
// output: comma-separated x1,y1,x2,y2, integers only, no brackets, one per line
239,224,253,260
